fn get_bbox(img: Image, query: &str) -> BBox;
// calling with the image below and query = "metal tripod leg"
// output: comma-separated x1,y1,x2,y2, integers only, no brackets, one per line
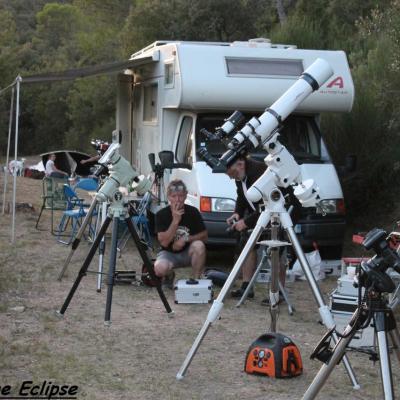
269,218,280,333
389,281,400,310
376,331,394,399
57,197,98,281
236,244,295,314
104,216,119,324
235,249,268,307
97,202,108,292
57,215,112,316
176,211,270,380
302,319,358,399
125,215,173,314
304,306,397,400
278,281,294,315
284,220,359,389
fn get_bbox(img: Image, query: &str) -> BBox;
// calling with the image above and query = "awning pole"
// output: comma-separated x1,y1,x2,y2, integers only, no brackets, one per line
1,85,15,215
11,76,21,244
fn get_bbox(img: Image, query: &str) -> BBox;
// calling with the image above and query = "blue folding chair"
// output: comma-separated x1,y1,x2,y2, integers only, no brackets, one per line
56,185,97,245
74,178,99,192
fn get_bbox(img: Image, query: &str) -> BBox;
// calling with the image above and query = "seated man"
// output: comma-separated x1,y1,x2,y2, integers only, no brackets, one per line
45,153,68,178
154,179,208,286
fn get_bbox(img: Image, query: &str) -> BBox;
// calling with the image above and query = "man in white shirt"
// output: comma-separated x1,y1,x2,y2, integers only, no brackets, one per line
45,153,68,178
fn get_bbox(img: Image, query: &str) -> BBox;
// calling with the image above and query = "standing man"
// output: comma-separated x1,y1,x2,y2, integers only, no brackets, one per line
226,155,300,300
45,153,69,178
154,179,208,286
225,156,266,299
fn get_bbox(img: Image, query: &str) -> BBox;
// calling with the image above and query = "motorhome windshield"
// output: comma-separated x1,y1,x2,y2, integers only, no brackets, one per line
196,113,329,164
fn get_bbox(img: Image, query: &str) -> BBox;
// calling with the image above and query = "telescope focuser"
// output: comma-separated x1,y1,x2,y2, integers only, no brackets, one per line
200,111,245,141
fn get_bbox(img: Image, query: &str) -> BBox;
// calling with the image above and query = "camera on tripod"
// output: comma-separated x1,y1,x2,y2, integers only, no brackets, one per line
358,228,400,294
148,150,192,177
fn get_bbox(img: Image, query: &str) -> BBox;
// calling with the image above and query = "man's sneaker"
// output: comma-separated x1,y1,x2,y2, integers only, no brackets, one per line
231,282,254,299
162,271,176,290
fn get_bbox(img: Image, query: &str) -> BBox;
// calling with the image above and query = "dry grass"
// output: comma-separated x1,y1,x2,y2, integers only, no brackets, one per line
0,169,399,400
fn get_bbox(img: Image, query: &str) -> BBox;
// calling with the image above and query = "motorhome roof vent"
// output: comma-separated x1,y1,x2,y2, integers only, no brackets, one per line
231,38,272,48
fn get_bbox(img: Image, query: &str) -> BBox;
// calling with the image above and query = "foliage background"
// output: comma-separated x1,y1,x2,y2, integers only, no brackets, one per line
0,0,399,220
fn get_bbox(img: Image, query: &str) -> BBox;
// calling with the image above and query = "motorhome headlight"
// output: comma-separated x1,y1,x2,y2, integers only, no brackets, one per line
316,199,345,215
200,196,235,212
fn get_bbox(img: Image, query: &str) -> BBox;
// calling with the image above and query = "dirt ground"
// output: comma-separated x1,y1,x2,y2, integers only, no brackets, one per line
0,164,399,400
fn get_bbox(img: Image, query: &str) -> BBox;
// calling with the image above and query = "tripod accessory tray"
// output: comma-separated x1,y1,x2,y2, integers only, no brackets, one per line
174,279,213,304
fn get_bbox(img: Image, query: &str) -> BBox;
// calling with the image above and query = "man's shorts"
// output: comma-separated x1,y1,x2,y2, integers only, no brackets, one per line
156,247,191,269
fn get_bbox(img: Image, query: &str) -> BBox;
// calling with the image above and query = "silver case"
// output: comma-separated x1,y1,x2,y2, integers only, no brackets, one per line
174,279,213,304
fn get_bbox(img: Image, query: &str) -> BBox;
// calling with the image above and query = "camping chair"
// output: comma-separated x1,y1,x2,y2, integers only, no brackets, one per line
35,176,69,234
74,177,99,192
56,185,97,245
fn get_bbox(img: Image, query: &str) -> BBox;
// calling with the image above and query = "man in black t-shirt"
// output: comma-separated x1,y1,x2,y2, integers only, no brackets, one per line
154,179,208,284
225,155,301,302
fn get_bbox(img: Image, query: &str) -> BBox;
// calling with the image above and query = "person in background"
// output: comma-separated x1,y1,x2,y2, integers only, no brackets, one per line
45,153,68,178
154,179,208,287
80,154,100,165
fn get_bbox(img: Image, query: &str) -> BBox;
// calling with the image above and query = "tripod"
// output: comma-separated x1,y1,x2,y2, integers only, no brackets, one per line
57,191,173,324
303,288,400,399
176,195,358,387
236,222,295,316
177,59,359,385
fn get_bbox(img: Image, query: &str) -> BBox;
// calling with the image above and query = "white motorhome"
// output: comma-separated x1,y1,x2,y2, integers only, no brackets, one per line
116,39,354,258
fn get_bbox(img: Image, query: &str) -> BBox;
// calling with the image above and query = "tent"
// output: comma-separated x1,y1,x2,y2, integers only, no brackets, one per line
0,53,159,243
40,150,92,176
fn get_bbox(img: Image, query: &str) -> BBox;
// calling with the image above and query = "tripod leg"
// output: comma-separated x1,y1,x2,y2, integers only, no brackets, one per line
269,218,280,333
176,211,270,380
235,249,267,307
285,221,360,389
57,215,112,316
125,216,173,314
57,198,98,281
375,312,395,399
302,324,357,400
104,216,119,324
97,202,108,292
278,281,294,315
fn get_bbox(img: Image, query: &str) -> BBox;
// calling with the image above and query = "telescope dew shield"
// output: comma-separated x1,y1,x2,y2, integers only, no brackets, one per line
232,58,334,148
198,59,334,176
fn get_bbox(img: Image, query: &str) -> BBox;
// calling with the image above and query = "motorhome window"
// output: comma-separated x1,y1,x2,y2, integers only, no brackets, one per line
226,58,303,77
164,63,174,86
196,114,324,163
176,116,193,164
143,84,157,122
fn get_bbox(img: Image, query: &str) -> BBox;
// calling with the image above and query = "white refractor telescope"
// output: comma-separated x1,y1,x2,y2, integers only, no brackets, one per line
198,58,333,209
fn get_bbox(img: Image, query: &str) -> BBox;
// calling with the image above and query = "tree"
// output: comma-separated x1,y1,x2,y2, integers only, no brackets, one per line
121,0,269,56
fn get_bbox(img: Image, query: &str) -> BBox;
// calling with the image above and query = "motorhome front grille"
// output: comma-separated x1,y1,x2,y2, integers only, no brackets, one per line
226,58,303,77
